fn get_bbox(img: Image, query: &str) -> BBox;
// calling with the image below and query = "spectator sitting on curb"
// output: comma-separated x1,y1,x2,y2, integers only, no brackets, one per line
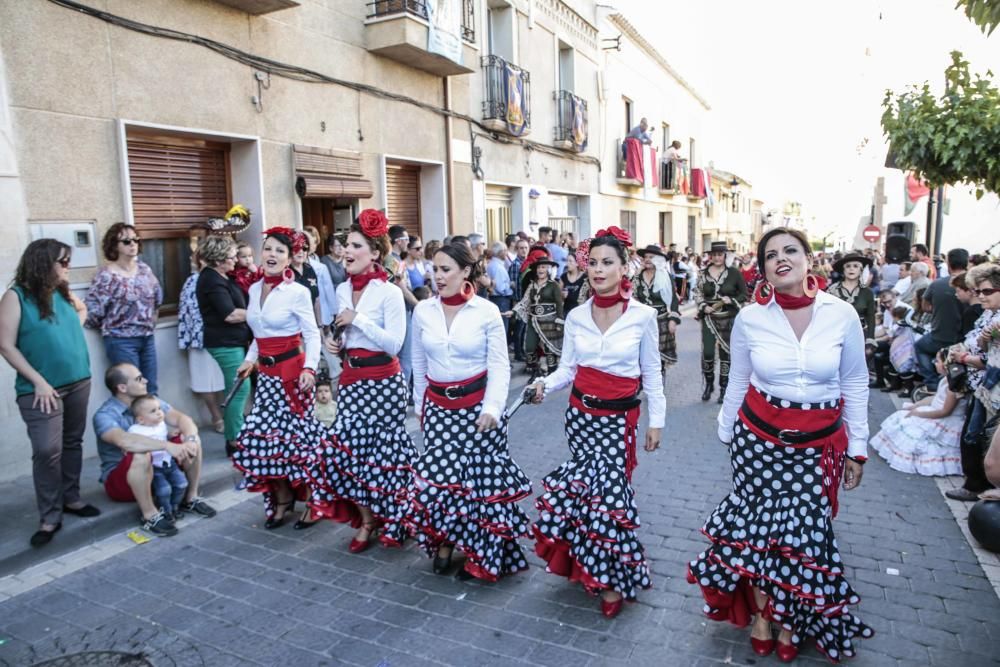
93,363,217,536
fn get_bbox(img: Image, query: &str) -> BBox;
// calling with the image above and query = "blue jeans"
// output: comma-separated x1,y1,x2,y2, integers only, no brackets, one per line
104,335,159,395
915,335,948,390
490,295,513,340
399,310,413,388
152,459,188,514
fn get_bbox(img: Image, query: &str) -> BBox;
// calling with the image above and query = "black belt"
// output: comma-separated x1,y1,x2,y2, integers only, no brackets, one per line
571,386,641,412
345,353,394,369
428,375,488,400
740,401,843,445
258,347,303,367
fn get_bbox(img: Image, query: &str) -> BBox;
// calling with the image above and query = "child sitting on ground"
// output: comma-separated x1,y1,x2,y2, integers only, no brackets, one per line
128,395,189,520
314,376,337,428
229,240,263,298
870,349,966,476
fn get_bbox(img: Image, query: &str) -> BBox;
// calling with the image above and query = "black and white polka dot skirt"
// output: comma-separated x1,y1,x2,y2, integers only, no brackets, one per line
385,401,533,580
688,392,873,662
532,406,652,601
231,373,326,519
309,373,416,527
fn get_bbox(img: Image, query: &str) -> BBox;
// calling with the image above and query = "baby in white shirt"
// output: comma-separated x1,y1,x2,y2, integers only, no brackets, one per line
128,395,188,519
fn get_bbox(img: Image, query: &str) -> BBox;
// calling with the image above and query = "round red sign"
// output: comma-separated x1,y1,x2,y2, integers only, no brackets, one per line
862,225,881,243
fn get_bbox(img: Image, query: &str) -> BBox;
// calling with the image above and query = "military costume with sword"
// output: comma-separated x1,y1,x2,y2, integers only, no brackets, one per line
695,241,748,403
513,249,564,377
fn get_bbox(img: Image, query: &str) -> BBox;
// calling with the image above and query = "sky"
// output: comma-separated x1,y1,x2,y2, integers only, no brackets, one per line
613,0,1000,252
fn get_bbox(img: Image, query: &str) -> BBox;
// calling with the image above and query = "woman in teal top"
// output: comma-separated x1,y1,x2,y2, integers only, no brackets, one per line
0,239,99,548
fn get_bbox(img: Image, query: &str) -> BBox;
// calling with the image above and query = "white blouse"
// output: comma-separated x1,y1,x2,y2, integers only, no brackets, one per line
717,289,870,456
543,298,666,429
244,280,321,370
411,296,510,420
335,278,406,355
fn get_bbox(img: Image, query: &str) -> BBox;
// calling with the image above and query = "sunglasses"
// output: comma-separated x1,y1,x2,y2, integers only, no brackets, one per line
974,288,1000,297
56,256,71,268
119,238,140,246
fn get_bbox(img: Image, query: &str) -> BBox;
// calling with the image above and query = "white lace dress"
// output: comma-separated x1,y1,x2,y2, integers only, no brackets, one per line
870,382,965,476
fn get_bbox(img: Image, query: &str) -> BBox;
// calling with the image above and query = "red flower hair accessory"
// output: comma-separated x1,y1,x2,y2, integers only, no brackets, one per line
575,238,591,266
358,209,390,238
594,226,632,247
263,226,306,253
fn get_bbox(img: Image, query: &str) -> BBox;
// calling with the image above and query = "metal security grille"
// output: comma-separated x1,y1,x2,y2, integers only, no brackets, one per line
385,162,422,240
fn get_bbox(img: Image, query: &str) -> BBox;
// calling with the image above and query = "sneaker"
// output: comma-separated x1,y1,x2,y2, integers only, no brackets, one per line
179,497,217,518
142,511,178,537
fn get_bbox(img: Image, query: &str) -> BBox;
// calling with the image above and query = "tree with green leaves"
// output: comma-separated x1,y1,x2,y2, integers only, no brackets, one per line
881,51,1000,198
956,0,1000,35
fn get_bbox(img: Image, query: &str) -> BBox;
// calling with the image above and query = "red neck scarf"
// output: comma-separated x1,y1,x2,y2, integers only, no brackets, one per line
261,268,293,287
775,291,815,310
441,281,475,306
592,276,632,310
349,263,388,291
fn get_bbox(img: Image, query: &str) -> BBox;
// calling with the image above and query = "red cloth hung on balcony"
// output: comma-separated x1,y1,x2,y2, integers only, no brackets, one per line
624,138,644,182
690,168,707,198
650,148,659,188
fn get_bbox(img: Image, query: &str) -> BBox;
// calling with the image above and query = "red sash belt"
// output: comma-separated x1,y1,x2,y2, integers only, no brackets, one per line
570,366,642,481
339,348,401,386
256,334,307,417
425,370,488,411
739,386,848,517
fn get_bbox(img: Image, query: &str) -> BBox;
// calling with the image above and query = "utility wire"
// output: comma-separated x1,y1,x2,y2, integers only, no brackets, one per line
47,0,601,169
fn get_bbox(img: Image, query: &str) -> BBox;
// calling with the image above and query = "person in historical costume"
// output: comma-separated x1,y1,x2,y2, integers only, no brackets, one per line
688,227,873,663
310,210,417,553
515,250,564,378
634,245,681,368
527,226,665,619
828,252,877,341
385,242,533,581
695,241,748,403
231,227,326,530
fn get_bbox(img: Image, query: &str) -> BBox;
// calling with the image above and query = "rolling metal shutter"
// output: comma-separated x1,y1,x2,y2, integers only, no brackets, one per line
385,162,421,239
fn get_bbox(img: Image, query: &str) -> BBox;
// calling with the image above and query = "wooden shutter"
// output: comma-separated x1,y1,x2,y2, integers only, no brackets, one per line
385,162,421,239
127,135,231,238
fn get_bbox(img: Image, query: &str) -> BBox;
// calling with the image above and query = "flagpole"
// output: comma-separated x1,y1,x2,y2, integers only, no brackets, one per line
933,186,945,255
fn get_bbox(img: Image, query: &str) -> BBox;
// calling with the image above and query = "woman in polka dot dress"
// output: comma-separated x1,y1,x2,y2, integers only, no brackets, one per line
527,226,665,619
385,243,532,581
688,227,873,663
232,228,326,529
309,210,416,553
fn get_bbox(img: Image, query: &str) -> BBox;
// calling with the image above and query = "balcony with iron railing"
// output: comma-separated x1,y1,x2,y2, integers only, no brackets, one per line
365,0,477,76
482,55,531,137
553,91,588,152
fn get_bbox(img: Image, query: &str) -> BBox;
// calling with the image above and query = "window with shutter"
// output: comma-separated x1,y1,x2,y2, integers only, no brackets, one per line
385,162,421,240
125,132,232,312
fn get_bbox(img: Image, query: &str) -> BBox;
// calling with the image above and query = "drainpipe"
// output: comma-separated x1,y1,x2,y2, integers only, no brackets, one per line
444,77,455,236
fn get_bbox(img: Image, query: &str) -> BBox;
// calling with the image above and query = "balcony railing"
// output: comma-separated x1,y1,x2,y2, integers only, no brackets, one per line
659,159,679,193
554,90,588,152
482,55,531,137
367,0,475,43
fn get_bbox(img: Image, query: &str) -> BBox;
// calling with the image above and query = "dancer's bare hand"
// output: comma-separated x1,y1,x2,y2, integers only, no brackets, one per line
527,382,545,404
645,427,661,452
237,361,255,379
475,413,498,432
844,459,864,490
299,371,315,392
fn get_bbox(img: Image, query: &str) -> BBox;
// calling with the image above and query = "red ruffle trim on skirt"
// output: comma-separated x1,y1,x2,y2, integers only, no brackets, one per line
533,525,608,594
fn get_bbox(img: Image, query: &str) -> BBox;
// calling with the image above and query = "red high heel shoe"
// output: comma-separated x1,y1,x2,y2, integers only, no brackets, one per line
348,520,378,553
775,638,799,663
750,636,775,657
600,597,623,619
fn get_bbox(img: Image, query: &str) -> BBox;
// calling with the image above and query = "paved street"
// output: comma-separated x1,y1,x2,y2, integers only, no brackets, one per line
1,314,999,666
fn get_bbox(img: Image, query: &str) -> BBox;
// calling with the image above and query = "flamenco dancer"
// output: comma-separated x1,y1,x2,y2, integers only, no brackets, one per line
827,252,877,340
310,210,416,552
634,244,681,367
528,226,665,619
386,243,532,581
694,241,747,403
688,227,873,662
232,228,325,529
515,250,564,377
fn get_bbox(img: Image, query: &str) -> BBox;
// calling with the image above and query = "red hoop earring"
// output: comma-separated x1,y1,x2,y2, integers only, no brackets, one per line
282,267,296,284
753,281,774,306
461,280,475,298
802,274,819,298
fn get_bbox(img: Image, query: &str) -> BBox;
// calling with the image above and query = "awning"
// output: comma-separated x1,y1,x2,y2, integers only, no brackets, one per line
295,175,373,199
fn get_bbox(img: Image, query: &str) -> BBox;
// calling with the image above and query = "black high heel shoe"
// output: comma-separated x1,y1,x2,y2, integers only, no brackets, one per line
293,510,321,530
432,546,453,574
265,498,295,530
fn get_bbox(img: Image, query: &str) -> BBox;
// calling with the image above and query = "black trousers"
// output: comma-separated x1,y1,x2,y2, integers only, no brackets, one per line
960,399,996,492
